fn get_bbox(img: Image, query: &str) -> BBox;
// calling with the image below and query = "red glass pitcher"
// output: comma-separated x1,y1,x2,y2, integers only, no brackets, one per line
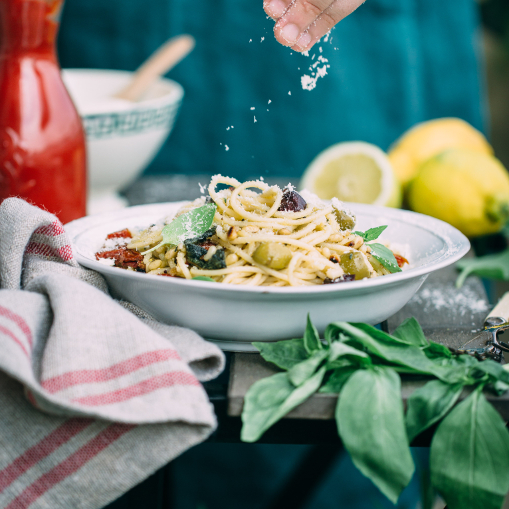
0,0,86,223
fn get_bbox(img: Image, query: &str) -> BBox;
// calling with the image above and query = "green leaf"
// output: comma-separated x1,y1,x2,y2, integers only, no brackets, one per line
329,322,474,384
456,250,509,288
424,341,452,360
406,380,463,442
353,225,388,242
252,338,310,371
354,322,422,347
392,317,429,348
142,204,217,254
288,349,328,387
319,366,356,393
241,367,326,442
304,315,322,353
430,389,509,509
369,243,402,273
336,367,414,503
327,341,371,367
191,276,215,282
240,373,295,442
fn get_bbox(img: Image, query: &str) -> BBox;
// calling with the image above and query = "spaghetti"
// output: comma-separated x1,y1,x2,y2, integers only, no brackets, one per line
95,176,407,286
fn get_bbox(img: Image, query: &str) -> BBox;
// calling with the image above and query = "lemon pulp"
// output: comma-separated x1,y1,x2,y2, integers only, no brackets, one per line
313,154,383,203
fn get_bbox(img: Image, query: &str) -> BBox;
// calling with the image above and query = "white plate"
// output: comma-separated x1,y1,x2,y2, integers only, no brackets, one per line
66,202,470,351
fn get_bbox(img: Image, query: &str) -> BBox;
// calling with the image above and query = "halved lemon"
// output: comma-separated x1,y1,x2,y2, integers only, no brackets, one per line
300,142,402,207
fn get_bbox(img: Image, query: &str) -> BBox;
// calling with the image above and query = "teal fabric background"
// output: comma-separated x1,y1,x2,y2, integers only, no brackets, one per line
57,0,487,182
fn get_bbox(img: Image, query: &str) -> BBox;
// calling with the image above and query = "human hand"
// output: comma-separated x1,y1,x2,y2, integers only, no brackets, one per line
264,0,366,52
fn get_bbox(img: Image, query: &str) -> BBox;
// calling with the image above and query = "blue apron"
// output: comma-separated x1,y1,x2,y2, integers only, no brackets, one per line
58,0,486,182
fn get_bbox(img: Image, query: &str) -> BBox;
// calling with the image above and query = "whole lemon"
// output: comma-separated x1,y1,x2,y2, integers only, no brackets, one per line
388,118,493,188
408,149,509,238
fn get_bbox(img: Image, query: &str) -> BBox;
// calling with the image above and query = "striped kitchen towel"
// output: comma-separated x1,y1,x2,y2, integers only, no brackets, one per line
0,198,225,509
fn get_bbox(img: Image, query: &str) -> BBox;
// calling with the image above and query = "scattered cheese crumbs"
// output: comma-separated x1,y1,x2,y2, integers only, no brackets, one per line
288,91,291,95
250,107,255,110
99,237,129,252
226,127,230,131
268,100,272,104
254,116,257,123
225,145,230,151
261,37,265,42
198,182,206,194
249,39,252,42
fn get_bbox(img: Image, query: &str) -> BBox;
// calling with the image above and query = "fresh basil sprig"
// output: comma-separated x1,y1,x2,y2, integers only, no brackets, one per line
242,316,509,508
141,203,217,255
353,225,402,273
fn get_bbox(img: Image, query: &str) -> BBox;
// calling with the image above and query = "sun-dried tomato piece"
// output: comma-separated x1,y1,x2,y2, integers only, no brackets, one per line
96,247,145,271
106,229,132,239
394,254,409,268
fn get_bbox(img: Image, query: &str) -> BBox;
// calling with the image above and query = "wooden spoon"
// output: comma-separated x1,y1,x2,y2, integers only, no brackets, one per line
114,34,195,102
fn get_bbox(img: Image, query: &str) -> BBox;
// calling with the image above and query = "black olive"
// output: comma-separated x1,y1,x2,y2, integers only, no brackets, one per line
278,188,307,212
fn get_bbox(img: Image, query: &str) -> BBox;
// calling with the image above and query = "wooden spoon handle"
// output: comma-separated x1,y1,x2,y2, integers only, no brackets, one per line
114,34,195,102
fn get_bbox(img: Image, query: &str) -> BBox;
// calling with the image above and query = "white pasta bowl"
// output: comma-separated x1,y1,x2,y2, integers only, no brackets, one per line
65,202,470,351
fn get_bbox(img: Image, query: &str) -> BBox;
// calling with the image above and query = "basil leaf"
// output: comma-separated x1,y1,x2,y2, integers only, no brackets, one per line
252,338,309,371
430,389,509,509
353,225,388,242
319,366,356,393
406,380,463,442
241,367,326,442
191,276,215,282
369,243,402,273
142,204,217,254
304,315,322,353
328,323,440,376
424,341,453,360
353,322,422,347
240,372,295,442
336,367,414,503
329,322,473,384
392,317,429,348
327,341,371,367
456,250,509,288
288,349,328,387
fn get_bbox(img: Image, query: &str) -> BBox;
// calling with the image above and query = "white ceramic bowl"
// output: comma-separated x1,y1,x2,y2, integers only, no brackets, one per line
61,69,184,214
65,202,470,351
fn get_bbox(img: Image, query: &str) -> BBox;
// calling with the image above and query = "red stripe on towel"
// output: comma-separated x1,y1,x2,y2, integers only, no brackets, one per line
0,306,33,347
72,371,199,406
34,221,65,237
25,242,73,262
0,418,93,493
4,423,134,508
42,349,181,394
0,324,29,357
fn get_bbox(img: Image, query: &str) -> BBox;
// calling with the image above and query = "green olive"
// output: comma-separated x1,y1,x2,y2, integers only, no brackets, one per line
253,242,292,270
334,209,356,231
340,252,371,280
